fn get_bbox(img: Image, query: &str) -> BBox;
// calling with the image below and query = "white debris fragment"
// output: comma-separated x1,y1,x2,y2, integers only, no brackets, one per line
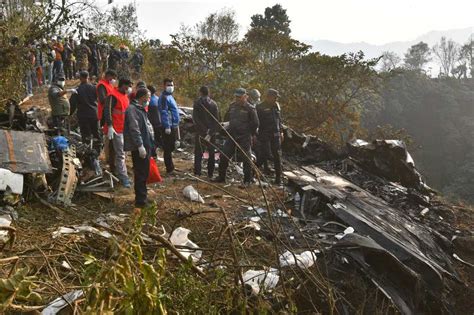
169,227,202,262
335,226,355,240
244,221,261,231
41,290,83,315
52,226,112,239
0,169,24,194
420,208,430,216
183,185,205,203
249,216,261,222
60,261,71,270
242,268,279,294
0,214,13,242
279,250,319,268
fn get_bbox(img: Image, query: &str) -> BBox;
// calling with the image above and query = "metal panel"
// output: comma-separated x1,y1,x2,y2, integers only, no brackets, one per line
0,130,52,174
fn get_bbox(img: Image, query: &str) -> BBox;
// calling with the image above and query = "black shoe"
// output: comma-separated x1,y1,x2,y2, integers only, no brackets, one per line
211,176,226,183
135,200,150,208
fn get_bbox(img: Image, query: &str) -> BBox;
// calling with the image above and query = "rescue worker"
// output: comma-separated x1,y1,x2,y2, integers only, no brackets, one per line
213,88,259,186
124,88,154,208
158,78,180,175
248,88,261,106
108,45,121,71
87,33,100,78
103,78,133,188
130,48,144,78
192,86,220,178
97,69,118,124
76,39,91,73
256,89,284,185
51,37,64,81
48,74,76,135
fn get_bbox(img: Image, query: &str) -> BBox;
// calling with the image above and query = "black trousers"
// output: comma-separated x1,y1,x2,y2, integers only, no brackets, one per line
88,59,99,77
78,117,100,143
194,134,216,177
256,135,282,179
218,136,252,183
162,128,176,173
131,149,150,206
52,115,69,136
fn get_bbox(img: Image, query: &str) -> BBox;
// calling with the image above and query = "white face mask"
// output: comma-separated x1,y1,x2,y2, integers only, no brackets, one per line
127,87,133,95
143,101,149,107
110,79,117,85
165,86,174,94
58,81,65,88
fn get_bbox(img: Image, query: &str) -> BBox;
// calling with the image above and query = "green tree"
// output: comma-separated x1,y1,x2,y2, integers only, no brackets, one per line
250,4,291,36
107,3,143,43
404,41,431,71
457,36,473,78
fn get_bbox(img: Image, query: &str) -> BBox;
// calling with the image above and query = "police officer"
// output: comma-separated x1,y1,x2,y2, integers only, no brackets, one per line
256,89,284,185
213,88,259,186
192,86,220,178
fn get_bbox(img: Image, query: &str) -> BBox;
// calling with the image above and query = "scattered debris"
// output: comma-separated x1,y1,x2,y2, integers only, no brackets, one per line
41,290,83,315
169,227,202,262
183,185,205,203
242,268,279,294
52,225,112,239
279,250,319,268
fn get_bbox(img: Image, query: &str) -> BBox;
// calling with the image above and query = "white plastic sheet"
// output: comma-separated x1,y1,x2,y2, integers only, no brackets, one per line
279,250,319,268
0,168,23,194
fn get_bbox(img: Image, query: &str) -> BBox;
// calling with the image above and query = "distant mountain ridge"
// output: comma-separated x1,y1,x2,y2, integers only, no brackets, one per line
307,27,473,59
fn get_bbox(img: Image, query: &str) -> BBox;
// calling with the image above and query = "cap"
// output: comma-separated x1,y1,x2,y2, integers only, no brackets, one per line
56,74,66,81
267,88,280,98
234,88,247,97
79,71,89,78
248,89,261,100
118,78,133,86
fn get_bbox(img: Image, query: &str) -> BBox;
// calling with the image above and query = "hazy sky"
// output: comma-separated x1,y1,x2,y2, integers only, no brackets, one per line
95,0,473,44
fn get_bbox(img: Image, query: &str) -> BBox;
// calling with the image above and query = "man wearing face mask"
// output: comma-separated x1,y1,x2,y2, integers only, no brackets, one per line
48,74,76,135
158,78,180,175
97,69,118,125
103,78,133,188
213,88,259,186
124,88,154,208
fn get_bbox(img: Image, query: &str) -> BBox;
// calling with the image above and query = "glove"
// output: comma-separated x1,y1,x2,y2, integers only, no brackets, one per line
107,126,116,140
138,145,147,159
67,89,77,94
165,128,171,135
155,147,160,156
175,140,180,148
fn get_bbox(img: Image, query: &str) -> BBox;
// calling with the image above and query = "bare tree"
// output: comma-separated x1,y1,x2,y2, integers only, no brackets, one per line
196,9,239,43
432,37,459,77
380,51,401,72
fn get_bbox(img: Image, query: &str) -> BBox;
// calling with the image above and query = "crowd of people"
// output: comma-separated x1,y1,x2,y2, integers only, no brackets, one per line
24,33,144,97
45,44,282,208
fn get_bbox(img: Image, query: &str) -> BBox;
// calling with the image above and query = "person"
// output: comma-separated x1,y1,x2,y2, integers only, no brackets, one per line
107,45,121,71
87,33,100,78
25,46,35,97
158,78,180,175
34,41,45,87
130,48,144,78
102,78,133,188
48,74,76,135
97,69,118,125
63,37,75,80
213,88,259,186
51,37,64,81
192,86,220,178
124,88,155,208
147,85,162,148
75,39,91,73
256,89,284,185
129,81,146,101
248,89,261,106
69,71,100,144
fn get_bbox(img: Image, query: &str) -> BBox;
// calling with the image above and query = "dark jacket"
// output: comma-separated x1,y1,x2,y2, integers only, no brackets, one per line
224,101,259,139
192,96,220,136
256,101,282,137
70,82,98,119
123,100,155,152
48,84,70,117
147,94,161,130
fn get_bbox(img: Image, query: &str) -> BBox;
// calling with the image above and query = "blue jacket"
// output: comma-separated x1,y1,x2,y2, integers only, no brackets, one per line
158,92,180,129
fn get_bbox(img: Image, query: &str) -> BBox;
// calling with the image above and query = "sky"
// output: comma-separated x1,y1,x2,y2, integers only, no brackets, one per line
95,0,474,44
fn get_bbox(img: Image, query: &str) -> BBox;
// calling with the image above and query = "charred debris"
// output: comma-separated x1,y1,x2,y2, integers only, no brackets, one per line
0,100,472,314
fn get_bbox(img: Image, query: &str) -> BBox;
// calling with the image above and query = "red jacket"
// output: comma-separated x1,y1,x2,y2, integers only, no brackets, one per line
105,88,129,134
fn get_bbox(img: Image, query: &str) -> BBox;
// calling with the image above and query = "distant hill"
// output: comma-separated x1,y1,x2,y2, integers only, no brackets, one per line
308,27,473,60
